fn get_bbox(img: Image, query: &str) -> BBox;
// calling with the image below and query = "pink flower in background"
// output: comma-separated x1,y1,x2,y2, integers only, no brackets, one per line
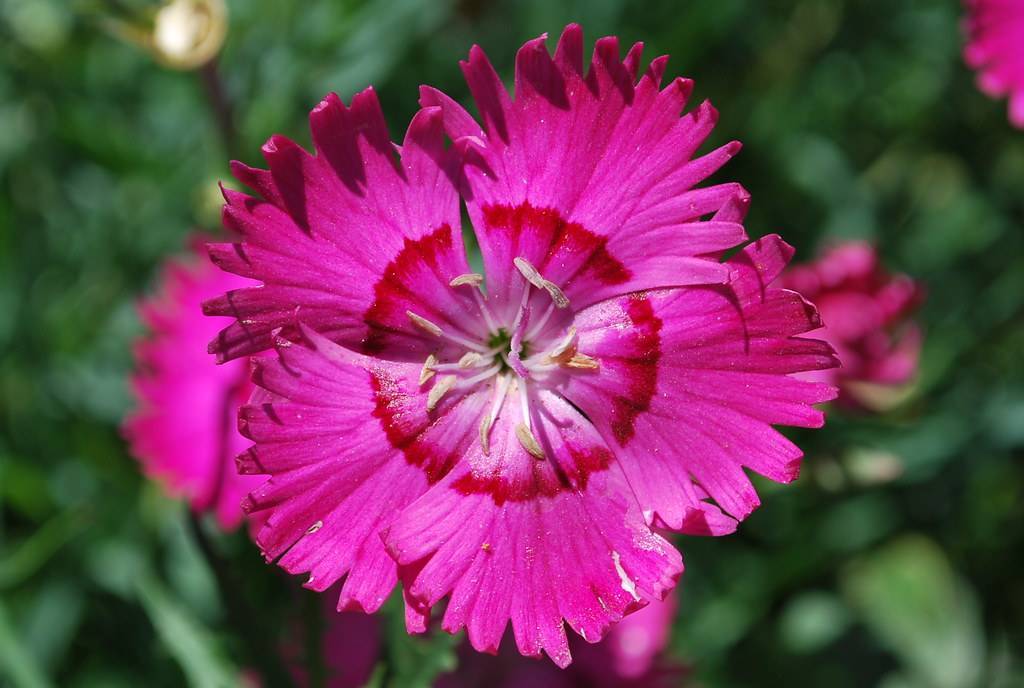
438,594,682,688
207,25,837,666
281,594,380,688
124,239,261,529
781,241,923,405
583,591,679,682
963,0,1024,127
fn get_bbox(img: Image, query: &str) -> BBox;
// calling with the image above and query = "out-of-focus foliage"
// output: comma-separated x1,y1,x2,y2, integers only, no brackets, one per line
0,0,1022,686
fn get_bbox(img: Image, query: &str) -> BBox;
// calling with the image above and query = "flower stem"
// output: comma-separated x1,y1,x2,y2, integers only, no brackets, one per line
198,58,241,160
187,514,294,687
303,589,326,688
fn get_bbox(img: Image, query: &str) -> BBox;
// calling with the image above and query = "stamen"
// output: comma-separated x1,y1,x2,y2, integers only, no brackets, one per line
510,276,531,335
450,273,499,335
430,360,490,374
545,326,578,364
518,380,533,432
458,351,482,368
531,327,599,371
457,363,503,388
478,417,491,454
513,257,546,290
520,359,556,376
419,353,437,385
524,301,556,340
565,353,599,370
426,375,457,412
449,273,484,288
515,423,545,459
471,289,499,335
406,309,488,352
406,310,442,337
479,373,511,455
512,256,569,309
543,281,570,309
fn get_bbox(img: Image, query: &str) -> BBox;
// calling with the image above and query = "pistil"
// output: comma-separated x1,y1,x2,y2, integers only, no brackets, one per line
507,302,531,379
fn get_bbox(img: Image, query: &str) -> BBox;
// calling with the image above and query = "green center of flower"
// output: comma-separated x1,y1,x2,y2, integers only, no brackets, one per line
486,328,528,373
404,256,599,459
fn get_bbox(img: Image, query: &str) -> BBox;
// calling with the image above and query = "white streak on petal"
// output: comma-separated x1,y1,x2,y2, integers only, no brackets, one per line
612,550,641,601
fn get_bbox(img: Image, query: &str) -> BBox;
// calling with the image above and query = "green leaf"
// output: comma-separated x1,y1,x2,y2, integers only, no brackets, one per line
842,535,984,688
0,599,53,688
778,591,851,654
134,572,239,688
0,509,86,589
378,595,459,688
23,579,84,669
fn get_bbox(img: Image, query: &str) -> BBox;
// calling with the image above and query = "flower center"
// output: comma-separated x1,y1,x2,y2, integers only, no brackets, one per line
403,256,599,459
483,329,526,374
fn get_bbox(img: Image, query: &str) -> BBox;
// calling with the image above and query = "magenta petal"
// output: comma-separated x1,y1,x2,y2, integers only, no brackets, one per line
238,326,480,613
385,390,682,668
206,92,477,362
426,25,748,317
563,235,838,528
963,0,1024,128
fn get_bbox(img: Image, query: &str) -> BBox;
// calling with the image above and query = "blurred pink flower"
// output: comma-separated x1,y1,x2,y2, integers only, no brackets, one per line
208,24,837,665
963,0,1024,127
282,596,381,688
781,241,924,405
583,591,679,681
123,238,261,529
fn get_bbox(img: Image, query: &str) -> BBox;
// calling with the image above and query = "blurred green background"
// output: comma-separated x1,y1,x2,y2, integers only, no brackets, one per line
1,0,1023,686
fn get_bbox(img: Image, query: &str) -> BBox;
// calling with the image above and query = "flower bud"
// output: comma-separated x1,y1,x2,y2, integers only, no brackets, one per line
151,0,227,70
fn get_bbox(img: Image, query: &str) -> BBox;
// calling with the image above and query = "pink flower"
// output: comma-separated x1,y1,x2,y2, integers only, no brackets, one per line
583,592,678,681
780,241,923,404
963,0,1024,127
281,592,380,688
207,25,837,666
124,239,261,529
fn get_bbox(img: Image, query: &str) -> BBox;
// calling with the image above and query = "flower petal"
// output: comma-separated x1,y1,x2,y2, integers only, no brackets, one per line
422,24,747,316
205,92,479,362
563,235,838,530
963,0,1024,129
384,389,682,668
238,326,483,613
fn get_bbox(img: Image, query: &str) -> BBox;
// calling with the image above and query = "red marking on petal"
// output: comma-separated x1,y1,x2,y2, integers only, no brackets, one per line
451,468,560,505
482,203,631,286
370,369,459,483
610,295,662,445
562,443,614,489
362,224,455,354
452,443,612,505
